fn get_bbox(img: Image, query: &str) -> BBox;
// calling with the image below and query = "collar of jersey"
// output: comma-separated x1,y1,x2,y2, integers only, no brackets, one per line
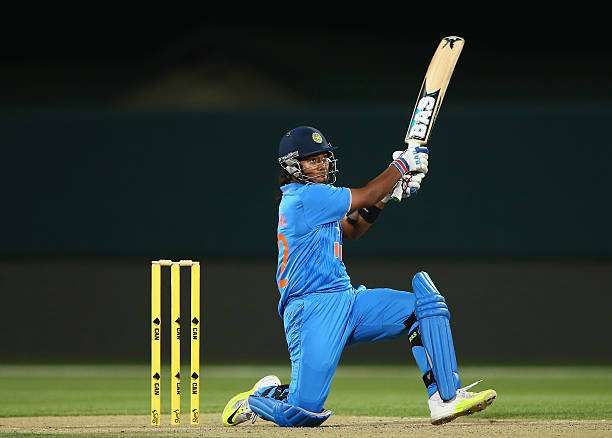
281,183,303,193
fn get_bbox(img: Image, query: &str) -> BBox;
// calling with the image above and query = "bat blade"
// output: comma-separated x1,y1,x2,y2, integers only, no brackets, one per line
391,36,464,202
405,36,464,146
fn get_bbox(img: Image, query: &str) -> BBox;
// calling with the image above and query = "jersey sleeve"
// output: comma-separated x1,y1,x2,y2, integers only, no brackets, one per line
301,184,351,227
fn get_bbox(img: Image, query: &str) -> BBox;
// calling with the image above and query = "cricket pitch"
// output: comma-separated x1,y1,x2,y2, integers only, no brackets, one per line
1,414,610,437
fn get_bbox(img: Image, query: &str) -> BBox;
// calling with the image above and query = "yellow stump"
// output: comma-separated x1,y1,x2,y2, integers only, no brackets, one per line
170,263,181,425
190,263,201,424
150,262,161,426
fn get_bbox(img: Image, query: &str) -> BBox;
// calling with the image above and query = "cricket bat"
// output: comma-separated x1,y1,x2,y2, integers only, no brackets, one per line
391,36,464,201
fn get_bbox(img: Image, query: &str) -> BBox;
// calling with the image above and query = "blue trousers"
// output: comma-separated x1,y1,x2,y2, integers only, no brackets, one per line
283,286,415,412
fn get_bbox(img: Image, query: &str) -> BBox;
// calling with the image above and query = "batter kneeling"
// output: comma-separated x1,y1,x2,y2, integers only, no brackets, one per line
221,126,496,427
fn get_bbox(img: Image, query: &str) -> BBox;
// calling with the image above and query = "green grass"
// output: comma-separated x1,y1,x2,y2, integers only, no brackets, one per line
0,365,610,420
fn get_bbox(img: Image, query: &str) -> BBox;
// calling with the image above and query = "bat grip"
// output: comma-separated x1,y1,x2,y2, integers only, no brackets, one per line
389,180,404,202
390,141,426,202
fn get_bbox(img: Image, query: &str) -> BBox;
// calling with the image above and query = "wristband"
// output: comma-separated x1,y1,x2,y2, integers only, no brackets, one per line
358,205,382,224
346,215,358,226
390,157,410,176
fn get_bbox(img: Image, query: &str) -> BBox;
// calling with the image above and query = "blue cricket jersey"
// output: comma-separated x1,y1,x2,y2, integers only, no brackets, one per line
276,182,352,316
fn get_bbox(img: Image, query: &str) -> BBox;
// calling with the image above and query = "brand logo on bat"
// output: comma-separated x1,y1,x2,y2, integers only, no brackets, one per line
442,36,462,49
407,88,440,141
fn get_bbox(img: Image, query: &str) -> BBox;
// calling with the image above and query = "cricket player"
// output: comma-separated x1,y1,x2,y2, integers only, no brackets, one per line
222,126,496,427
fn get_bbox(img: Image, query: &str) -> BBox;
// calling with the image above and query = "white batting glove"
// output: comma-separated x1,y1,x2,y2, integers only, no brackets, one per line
402,172,425,198
384,173,424,202
386,150,428,202
389,145,429,176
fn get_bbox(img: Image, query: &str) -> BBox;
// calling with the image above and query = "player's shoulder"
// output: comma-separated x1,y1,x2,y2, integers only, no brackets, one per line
281,183,349,209
298,184,348,209
281,182,334,197
301,183,347,196
280,182,303,194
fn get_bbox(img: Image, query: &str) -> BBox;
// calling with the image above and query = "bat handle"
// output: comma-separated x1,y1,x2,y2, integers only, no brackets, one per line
390,141,426,202
389,180,404,202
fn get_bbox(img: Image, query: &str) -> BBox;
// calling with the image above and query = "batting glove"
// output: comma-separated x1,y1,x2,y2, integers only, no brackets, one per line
389,145,429,176
385,150,428,202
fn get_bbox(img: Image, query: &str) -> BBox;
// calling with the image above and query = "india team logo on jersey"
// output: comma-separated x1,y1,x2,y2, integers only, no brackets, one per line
312,132,323,144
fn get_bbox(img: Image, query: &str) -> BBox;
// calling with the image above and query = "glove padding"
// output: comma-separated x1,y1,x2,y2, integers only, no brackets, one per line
383,149,428,203
382,172,424,203
403,172,425,199
389,145,429,176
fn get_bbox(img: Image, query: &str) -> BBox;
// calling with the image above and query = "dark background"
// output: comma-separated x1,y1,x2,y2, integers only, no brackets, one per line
1,19,611,364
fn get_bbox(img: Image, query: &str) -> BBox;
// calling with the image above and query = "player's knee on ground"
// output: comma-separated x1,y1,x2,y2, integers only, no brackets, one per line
248,395,331,427
287,388,326,413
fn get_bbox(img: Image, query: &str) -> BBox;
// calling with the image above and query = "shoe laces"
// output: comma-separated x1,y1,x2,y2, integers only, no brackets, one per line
457,380,482,397
243,399,258,424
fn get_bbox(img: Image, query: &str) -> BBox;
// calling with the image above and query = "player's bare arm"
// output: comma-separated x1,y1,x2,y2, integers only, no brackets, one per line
298,148,428,241
341,146,428,240
348,146,429,211
341,201,386,240
348,167,402,211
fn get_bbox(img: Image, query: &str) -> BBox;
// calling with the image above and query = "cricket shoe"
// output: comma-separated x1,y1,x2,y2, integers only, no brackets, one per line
221,375,281,426
428,380,496,425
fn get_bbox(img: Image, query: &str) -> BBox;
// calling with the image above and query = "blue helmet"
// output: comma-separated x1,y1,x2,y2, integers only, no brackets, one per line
278,126,338,184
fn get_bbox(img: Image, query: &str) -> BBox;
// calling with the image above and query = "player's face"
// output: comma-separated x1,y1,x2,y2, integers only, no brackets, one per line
300,153,329,183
